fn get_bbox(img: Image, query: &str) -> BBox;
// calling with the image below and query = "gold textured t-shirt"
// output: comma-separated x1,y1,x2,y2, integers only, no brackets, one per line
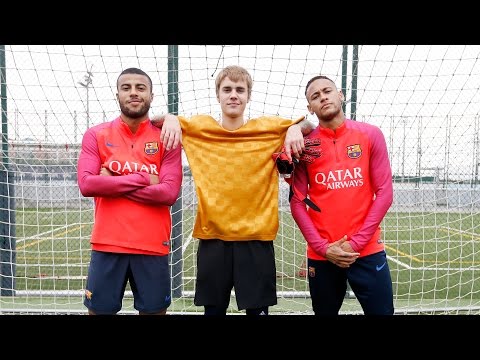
180,115,303,241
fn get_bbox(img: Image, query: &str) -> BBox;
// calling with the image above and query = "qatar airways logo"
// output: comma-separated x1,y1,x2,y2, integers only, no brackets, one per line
314,167,364,190
107,161,159,175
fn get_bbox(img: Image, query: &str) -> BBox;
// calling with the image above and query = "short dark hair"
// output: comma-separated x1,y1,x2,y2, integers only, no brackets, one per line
117,67,153,91
305,75,335,98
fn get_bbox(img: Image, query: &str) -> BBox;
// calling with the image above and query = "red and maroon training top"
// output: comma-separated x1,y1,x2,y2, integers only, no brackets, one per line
290,119,393,260
77,117,182,255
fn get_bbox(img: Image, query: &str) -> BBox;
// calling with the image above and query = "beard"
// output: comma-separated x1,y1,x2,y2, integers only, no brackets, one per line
120,101,150,119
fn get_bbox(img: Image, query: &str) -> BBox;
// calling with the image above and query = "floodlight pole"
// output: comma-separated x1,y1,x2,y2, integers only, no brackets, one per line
78,65,93,130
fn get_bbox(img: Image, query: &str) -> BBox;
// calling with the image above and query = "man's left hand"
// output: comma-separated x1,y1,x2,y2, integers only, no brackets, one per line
284,124,304,162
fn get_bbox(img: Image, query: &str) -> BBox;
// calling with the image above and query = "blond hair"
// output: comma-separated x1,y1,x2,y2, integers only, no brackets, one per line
215,65,253,100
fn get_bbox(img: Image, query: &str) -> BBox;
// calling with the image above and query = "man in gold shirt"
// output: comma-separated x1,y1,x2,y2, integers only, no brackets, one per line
154,65,315,315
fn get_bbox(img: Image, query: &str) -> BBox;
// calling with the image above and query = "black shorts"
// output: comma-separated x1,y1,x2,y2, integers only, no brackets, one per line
194,239,277,311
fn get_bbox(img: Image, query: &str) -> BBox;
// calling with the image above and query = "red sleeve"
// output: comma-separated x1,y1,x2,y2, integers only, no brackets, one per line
290,161,330,257
77,129,150,197
349,126,393,252
124,145,182,206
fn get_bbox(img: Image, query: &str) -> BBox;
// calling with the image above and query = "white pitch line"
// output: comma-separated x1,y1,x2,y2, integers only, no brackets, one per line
182,231,193,253
387,255,480,271
16,223,82,244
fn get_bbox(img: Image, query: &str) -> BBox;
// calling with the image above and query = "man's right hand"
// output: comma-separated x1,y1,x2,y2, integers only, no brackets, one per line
151,113,182,150
100,167,113,176
325,236,360,268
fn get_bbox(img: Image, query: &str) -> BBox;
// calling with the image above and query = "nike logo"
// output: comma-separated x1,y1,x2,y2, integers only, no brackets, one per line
376,261,387,271
106,142,118,147
165,295,171,302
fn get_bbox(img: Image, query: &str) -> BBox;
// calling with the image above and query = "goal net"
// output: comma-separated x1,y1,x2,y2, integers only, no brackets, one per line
1,45,480,314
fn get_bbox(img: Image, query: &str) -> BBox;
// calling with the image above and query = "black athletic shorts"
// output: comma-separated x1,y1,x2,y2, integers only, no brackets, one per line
194,239,277,311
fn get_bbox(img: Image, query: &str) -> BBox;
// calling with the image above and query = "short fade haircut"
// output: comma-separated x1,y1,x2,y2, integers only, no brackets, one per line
305,75,336,98
215,65,253,100
117,67,153,91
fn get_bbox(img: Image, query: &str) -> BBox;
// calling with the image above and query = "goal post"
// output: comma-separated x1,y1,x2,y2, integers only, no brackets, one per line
167,45,183,298
2,45,480,314
1,44,16,296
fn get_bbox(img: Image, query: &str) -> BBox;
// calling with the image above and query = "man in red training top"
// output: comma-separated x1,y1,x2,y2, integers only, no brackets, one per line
77,68,182,315
290,75,394,315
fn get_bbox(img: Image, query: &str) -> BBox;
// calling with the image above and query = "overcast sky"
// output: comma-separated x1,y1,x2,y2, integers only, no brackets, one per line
4,45,480,179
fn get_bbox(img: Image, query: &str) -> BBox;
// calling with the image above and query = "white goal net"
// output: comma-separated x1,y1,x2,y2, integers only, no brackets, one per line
1,45,480,314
